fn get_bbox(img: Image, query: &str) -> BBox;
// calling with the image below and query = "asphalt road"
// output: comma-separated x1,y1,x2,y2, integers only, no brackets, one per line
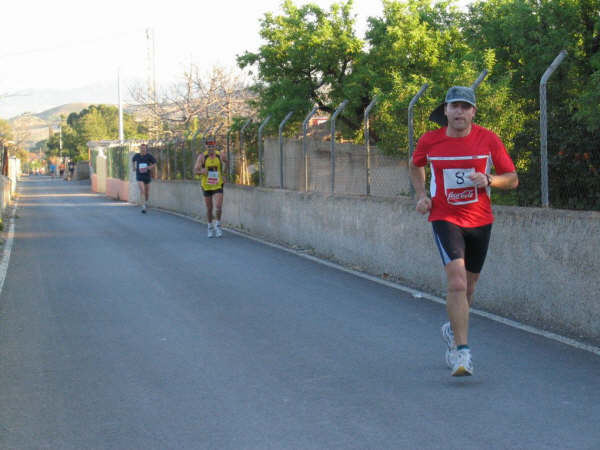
1,176,599,450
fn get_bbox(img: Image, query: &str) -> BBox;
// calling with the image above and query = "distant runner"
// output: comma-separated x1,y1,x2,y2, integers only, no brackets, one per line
194,137,227,237
67,160,75,181
132,144,157,214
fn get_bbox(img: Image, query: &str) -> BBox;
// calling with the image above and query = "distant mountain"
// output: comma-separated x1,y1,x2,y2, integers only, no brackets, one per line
0,79,124,120
9,103,94,149
35,103,94,124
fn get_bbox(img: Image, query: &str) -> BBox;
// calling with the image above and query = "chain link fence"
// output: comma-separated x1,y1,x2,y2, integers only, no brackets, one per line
92,93,598,212
261,118,411,197
94,129,599,212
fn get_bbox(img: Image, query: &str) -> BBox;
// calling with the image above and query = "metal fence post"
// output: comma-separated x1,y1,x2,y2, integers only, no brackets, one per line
278,111,294,189
180,136,186,180
178,136,184,180
330,100,349,193
302,106,318,192
167,140,172,180
470,69,488,90
190,129,202,179
226,130,232,182
540,50,567,208
364,96,379,195
174,137,179,180
240,119,252,185
408,84,429,197
182,134,188,180
258,115,272,187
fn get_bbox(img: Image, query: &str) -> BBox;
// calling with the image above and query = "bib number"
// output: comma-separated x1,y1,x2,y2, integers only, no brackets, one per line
207,170,219,185
443,168,478,205
138,162,148,173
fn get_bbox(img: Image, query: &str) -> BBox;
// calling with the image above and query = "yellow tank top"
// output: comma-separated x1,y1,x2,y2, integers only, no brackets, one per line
201,151,224,191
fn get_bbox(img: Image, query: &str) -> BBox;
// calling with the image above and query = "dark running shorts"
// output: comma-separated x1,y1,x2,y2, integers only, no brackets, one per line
202,187,224,198
136,174,151,184
431,220,492,274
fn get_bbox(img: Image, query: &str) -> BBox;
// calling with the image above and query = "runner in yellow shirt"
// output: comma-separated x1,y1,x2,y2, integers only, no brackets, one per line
194,137,227,237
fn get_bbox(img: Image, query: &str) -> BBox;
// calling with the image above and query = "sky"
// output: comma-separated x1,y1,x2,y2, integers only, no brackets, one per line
0,0,470,119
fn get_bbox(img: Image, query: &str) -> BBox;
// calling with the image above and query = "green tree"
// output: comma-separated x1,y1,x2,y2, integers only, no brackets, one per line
360,0,476,153
465,0,600,208
46,105,147,161
237,0,364,132
0,119,13,142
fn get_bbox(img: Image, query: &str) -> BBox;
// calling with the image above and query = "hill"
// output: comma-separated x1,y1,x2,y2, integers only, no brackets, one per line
8,103,93,149
8,102,142,150
35,103,93,124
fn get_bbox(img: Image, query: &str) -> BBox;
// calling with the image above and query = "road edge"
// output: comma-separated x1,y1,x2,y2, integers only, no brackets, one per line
0,199,17,296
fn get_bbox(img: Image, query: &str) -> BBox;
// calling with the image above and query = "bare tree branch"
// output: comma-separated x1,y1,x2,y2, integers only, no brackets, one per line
128,65,256,139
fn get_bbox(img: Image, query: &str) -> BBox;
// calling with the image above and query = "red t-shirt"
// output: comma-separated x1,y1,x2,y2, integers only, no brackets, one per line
412,124,516,227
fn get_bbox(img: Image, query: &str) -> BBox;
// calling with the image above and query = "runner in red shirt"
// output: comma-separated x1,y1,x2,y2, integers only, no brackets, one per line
410,86,518,376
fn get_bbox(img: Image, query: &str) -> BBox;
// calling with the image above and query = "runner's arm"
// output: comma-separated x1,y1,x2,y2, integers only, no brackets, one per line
194,154,207,175
468,170,518,189
409,159,432,214
148,155,157,171
488,171,518,190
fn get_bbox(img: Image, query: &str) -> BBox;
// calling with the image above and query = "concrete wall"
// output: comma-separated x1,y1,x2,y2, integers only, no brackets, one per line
8,157,20,195
96,156,107,193
91,174,98,193
106,178,129,202
142,181,600,344
0,175,11,211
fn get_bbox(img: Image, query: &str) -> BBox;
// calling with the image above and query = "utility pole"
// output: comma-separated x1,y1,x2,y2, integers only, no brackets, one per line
145,27,158,138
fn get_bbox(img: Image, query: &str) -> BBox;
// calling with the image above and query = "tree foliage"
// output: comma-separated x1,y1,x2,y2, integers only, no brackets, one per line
464,0,600,208
237,0,364,132
0,119,13,143
46,105,147,161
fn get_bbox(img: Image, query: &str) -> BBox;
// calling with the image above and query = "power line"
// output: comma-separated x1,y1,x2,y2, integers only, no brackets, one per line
0,30,141,60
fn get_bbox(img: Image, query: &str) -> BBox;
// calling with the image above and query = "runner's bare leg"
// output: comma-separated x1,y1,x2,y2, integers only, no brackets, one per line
445,259,470,347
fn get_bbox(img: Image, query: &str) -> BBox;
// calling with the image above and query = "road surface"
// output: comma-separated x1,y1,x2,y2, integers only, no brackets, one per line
1,176,599,449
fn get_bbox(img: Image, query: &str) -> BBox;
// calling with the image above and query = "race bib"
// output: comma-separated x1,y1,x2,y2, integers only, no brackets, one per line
207,170,219,185
138,162,148,173
443,168,478,205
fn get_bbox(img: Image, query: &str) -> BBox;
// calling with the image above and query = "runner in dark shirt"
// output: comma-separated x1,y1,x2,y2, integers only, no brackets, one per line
67,161,75,181
132,144,157,213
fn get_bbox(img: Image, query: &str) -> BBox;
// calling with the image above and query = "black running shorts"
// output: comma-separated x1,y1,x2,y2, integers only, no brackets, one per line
431,220,492,274
202,187,224,198
136,174,151,184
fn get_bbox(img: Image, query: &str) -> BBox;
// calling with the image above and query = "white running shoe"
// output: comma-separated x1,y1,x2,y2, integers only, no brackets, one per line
207,225,215,238
451,348,474,377
445,348,456,369
215,225,223,237
441,322,457,368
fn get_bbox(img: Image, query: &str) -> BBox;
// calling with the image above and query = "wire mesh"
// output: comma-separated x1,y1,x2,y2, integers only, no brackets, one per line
305,119,332,193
